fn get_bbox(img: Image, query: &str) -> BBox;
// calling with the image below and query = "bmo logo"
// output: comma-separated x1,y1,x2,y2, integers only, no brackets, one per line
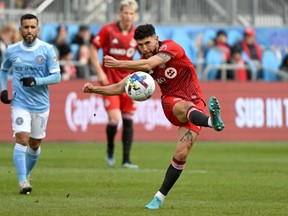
164,67,177,79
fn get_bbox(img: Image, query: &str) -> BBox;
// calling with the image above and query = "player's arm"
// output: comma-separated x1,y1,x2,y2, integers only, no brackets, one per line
0,69,11,104
0,69,9,91
90,27,109,85
20,72,61,87
0,49,12,104
20,46,61,87
90,45,109,85
82,77,126,96
104,53,171,71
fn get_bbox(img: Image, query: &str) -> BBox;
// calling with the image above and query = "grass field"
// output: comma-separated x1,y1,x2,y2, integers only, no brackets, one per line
0,141,287,216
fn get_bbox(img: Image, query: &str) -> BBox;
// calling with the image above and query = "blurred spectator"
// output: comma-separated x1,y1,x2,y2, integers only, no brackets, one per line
0,22,17,63
72,25,93,46
71,25,95,78
50,25,68,46
213,29,231,62
279,53,288,79
217,46,251,81
12,31,22,43
238,27,262,61
49,25,70,57
15,0,32,8
58,44,77,80
233,27,263,78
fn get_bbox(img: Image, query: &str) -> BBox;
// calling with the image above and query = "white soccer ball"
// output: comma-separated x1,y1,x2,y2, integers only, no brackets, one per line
125,71,155,102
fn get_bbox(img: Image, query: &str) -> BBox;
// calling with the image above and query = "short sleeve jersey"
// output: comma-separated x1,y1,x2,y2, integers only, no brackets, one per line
1,38,60,112
149,40,204,103
92,22,137,84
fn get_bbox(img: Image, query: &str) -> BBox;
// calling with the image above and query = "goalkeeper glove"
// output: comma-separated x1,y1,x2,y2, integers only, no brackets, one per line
20,77,36,87
0,90,11,104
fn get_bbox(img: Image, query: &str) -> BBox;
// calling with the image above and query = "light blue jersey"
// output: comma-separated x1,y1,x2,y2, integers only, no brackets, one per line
1,38,60,112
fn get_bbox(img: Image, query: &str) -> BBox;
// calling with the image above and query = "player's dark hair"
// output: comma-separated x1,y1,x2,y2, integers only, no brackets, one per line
134,24,156,40
20,14,39,25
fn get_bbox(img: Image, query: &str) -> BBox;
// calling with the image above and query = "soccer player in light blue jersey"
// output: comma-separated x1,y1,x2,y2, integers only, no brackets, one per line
0,14,61,194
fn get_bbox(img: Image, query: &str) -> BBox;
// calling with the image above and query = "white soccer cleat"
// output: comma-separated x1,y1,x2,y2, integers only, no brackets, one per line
106,156,116,168
122,162,139,169
19,179,32,195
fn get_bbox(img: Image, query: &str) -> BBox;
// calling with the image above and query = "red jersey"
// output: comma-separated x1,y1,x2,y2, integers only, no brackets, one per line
92,22,137,84
149,40,204,103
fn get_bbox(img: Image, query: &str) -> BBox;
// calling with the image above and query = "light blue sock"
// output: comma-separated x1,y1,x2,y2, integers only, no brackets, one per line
13,144,27,183
26,146,41,177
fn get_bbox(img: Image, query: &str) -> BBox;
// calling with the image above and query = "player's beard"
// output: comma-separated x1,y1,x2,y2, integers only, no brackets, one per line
143,48,158,59
23,34,37,45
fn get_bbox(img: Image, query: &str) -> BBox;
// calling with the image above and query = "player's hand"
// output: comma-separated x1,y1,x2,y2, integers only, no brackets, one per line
20,77,36,87
0,90,11,104
104,55,119,68
82,82,95,93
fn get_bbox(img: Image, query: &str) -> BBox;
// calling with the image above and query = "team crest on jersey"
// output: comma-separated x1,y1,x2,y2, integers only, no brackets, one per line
126,48,135,58
35,55,44,64
159,45,167,51
15,117,24,125
164,67,177,79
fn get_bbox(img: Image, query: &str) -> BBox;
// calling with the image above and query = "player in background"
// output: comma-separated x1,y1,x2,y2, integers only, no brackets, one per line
0,14,61,194
90,0,139,169
82,23,225,209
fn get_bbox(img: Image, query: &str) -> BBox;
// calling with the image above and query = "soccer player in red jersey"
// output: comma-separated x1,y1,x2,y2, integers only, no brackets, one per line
83,23,225,209
90,0,139,169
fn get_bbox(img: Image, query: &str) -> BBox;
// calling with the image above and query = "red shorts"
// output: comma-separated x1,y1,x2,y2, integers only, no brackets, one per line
161,96,206,134
103,93,136,114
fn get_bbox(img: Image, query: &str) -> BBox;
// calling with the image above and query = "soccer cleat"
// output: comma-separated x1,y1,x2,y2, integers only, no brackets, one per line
145,196,163,209
105,156,115,167
209,96,225,131
19,179,32,195
121,162,139,169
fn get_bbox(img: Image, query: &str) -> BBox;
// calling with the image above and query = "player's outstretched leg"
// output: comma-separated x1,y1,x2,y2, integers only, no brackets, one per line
209,96,225,131
145,196,163,209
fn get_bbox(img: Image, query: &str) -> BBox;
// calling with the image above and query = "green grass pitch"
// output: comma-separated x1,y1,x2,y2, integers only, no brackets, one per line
0,141,287,216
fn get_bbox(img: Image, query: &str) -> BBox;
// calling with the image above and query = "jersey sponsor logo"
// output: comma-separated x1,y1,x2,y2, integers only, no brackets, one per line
35,55,44,64
110,48,126,55
15,117,24,125
164,67,177,79
109,48,135,58
159,44,167,51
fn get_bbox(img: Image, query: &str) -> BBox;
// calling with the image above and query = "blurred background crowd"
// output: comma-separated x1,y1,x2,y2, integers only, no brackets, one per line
0,0,288,81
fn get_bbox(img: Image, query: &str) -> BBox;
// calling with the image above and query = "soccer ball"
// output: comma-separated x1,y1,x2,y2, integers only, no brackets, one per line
125,71,155,102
